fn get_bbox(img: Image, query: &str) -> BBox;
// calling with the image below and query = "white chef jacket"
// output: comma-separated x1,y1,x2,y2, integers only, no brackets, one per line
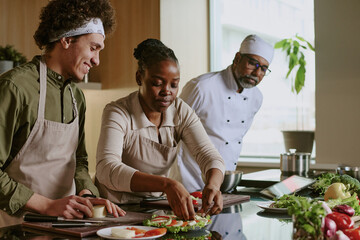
96,91,225,203
175,65,263,192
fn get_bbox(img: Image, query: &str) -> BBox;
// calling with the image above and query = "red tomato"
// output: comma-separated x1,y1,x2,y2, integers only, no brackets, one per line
143,228,167,237
125,227,146,235
192,199,198,205
167,219,178,226
343,227,360,240
181,221,188,227
190,191,203,199
326,212,354,231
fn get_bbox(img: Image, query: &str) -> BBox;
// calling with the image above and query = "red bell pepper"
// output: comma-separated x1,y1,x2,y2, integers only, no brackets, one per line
343,227,360,240
326,212,354,231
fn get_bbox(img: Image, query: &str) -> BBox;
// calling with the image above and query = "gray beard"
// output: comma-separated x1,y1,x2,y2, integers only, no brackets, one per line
236,75,259,89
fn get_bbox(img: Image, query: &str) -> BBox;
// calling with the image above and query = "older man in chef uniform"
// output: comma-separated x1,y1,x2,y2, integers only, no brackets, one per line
175,35,274,192
0,0,125,227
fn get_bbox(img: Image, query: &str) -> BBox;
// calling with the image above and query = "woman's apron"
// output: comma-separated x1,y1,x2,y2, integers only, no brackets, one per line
0,60,78,227
96,132,178,204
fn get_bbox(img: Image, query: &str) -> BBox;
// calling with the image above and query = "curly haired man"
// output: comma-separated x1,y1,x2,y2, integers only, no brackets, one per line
0,0,125,227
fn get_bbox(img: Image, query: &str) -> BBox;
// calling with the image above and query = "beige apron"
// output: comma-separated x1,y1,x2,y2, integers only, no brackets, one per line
0,60,78,227
96,132,178,204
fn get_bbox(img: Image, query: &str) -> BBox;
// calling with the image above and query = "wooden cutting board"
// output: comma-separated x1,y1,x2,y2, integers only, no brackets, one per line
22,211,152,237
140,193,250,211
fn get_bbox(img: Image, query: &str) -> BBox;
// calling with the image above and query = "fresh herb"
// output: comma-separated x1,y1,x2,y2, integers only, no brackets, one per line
288,198,326,240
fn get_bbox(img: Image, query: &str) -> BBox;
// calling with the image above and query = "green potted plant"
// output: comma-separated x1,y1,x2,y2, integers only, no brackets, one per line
275,35,315,155
274,34,315,94
0,45,27,74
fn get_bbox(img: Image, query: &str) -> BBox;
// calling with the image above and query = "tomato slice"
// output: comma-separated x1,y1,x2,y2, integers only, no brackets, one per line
167,219,178,226
125,227,146,235
143,228,167,237
192,199,198,205
181,221,188,227
190,191,203,199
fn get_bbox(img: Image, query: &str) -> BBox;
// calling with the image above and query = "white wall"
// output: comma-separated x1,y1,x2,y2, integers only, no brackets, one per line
160,0,209,90
315,0,360,166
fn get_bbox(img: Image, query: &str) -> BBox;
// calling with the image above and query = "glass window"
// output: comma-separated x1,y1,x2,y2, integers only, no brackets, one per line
210,0,315,158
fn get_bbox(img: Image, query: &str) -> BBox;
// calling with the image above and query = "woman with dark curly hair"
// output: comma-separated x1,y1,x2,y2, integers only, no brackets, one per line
0,0,124,227
96,39,225,220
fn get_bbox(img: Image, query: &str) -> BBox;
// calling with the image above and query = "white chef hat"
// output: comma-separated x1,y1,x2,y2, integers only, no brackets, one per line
239,34,274,64
49,18,105,42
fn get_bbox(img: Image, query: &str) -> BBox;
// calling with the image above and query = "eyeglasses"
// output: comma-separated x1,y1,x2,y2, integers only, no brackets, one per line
242,54,271,76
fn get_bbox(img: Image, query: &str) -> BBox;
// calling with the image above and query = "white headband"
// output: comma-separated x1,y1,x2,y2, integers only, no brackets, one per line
240,34,274,64
49,18,105,42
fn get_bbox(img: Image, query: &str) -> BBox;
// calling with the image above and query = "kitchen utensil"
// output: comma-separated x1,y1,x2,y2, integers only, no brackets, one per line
220,171,243,193
23,213,107,223
280,152,311,176
51,222,102,228
336,166,360,181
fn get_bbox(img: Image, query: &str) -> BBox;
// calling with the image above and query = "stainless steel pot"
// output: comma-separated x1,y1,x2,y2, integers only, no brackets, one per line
336,166,360,181
280,152,311,176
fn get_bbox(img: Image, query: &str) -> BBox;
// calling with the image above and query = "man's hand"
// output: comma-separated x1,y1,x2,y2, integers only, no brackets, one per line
25,192,125,219
87,197,126,218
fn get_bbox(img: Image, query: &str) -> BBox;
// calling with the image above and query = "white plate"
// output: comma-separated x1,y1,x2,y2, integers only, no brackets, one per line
256,201,288,214
97,226,166,239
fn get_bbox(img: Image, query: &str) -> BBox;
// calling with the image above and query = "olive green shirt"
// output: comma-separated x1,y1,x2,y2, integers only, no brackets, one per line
0,56,99,215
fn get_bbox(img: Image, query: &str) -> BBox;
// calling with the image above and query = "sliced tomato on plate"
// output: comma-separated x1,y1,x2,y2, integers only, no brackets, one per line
125,227,146,235
143,228,167,237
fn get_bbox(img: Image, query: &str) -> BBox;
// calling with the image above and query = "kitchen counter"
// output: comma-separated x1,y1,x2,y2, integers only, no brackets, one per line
0,170,295,239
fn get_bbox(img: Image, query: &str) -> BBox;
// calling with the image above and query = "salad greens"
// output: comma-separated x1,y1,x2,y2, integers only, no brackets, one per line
312,172,360,195
312,172,337,194
272,194,309,209
326,193,360,215
288,198,326,239
143,214,211,233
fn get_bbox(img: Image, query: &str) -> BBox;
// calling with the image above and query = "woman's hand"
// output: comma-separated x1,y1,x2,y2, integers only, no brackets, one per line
164,179,195,220
199,168,224,216
199,184,223,216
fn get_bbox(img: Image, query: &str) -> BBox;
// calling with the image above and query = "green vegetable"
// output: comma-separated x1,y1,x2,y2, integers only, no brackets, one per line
312,172,337,194
143,215,211,234
288,198,326,239
334,174,360,195
312,172,360,196
273,194,309,209
326,193,360,215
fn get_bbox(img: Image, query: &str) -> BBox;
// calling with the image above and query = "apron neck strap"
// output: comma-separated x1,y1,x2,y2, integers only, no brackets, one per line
38,59,47,120
68,87,78,118
39,58,79,119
